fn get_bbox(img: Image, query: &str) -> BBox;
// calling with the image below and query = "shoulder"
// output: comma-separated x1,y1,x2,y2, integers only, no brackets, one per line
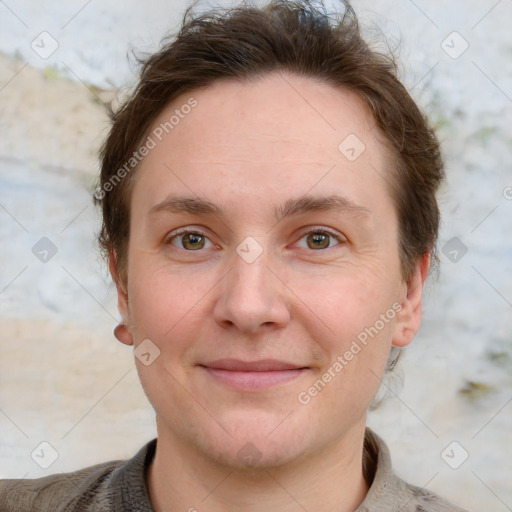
0,459,121,512
0,439,156,512
392,477,469,512
359,429,469,512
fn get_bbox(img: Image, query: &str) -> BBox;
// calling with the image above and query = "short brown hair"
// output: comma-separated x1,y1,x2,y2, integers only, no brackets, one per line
95,0,444,288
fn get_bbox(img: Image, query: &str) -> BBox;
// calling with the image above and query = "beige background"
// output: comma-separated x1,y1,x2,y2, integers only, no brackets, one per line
1,1,511,510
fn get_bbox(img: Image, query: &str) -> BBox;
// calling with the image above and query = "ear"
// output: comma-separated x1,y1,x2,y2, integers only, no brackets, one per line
391,252,430,348
109,250,134,346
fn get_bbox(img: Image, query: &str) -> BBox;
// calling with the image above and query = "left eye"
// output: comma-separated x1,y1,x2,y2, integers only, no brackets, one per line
296,229,344,250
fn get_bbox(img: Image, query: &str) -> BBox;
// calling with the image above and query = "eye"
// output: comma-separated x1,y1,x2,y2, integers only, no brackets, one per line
167,229,214,251
166,227,344,252
296,228,345,250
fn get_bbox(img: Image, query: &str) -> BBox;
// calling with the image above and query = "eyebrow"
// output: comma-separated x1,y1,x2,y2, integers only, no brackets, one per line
149,194,371,223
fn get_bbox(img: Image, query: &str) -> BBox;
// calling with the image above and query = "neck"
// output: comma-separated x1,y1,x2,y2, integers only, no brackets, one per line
146,422,369,512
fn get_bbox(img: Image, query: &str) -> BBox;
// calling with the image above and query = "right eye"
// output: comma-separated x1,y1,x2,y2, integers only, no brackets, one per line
166,229,214,251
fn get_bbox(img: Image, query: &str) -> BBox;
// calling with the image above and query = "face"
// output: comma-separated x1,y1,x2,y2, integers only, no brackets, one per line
114,72,425,469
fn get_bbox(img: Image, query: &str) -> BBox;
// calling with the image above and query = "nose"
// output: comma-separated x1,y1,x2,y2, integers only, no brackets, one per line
213,245,291,334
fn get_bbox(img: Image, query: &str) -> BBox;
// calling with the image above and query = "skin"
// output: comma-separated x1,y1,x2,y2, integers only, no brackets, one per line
110,71,429,512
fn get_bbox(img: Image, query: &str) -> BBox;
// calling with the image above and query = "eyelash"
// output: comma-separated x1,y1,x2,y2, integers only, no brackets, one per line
165,226,345,251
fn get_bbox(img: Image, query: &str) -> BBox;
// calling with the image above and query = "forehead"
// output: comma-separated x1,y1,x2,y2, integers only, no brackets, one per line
133,72,393,216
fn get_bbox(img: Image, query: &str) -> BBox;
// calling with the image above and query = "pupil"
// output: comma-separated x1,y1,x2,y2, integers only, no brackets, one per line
309,232,328,249
184,233,204,249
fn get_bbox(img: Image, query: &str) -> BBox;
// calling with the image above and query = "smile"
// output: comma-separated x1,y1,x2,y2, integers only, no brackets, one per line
199,359,309,391
201,368,308,391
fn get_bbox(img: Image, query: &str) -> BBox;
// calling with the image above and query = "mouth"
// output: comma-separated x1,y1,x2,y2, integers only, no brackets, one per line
198,358,309,391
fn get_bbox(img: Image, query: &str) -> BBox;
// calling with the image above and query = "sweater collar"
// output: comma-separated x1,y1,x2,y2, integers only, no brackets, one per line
110,428,396,512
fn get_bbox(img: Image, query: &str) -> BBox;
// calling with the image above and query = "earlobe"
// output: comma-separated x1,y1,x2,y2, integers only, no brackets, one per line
391,253,430,348
114,323,134,346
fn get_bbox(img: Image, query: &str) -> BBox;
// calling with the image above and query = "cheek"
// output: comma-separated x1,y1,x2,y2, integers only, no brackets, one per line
126,256,211,343
296,266,399,340
304,269,399,387
305,314,395,417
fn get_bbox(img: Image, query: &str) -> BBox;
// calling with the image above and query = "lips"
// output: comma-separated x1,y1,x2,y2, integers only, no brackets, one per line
201,358,307,371
199,359,309,391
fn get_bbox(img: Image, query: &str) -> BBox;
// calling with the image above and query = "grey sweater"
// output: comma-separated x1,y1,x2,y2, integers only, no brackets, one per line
0,429,467,511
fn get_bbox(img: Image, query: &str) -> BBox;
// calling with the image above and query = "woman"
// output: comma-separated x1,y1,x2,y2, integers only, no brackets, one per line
0,1,467,510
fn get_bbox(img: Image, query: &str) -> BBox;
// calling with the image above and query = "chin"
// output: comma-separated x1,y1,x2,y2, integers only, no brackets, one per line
205,437,305,472
192,411,312,471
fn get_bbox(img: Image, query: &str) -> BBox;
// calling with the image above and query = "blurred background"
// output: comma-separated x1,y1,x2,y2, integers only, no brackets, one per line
0,1,511,510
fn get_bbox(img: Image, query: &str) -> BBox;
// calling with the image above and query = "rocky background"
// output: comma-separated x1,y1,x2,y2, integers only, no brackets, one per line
0,1,511,510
